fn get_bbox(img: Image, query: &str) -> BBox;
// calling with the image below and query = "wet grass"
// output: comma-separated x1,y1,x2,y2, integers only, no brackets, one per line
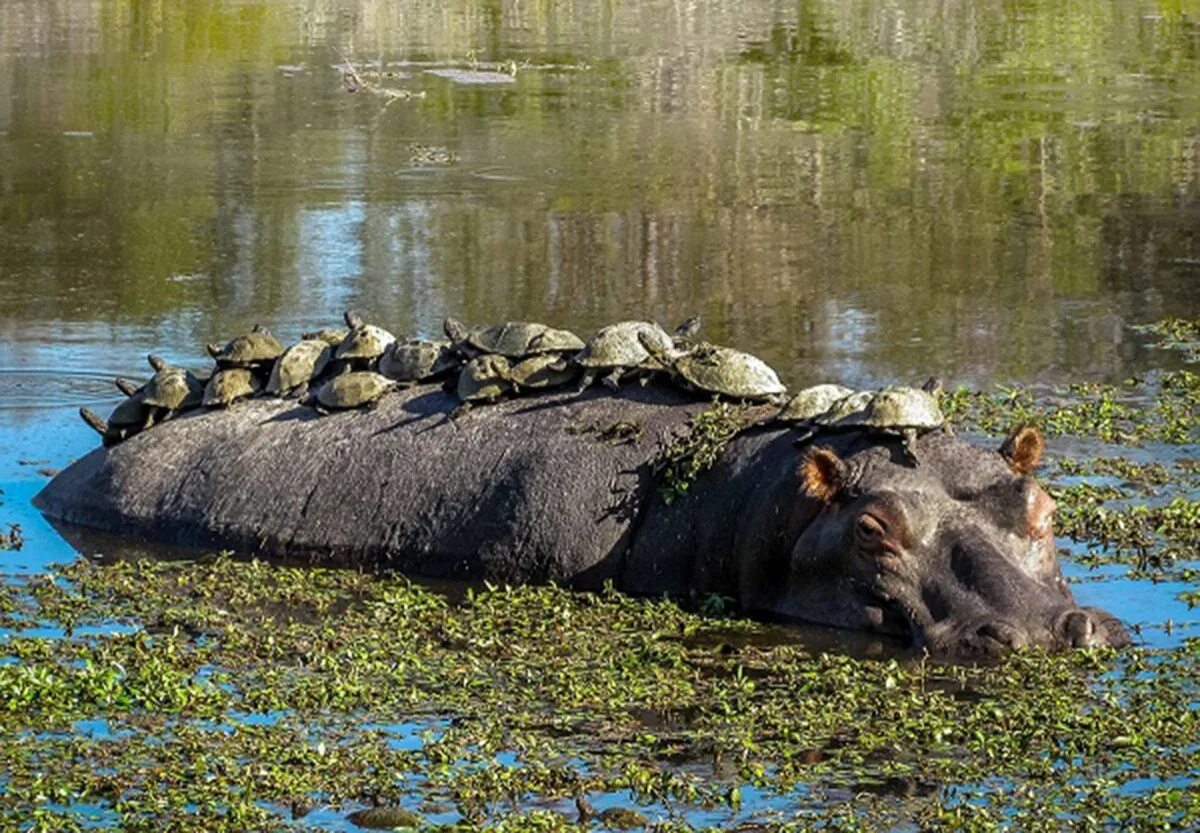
1,320,1198,830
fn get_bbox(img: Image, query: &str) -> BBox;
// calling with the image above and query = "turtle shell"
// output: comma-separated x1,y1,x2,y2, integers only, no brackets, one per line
672,344,786,400
379,340,459,384
776,384,855,423
456,355,513,402
336,323,396,362
107,392,154,428
813,391,875,426
507,354,579,390
575,321,673,369
838,387,944,430
302,328,349,347
314,371,394,409
142,365,204,411
467,322,585,358
203,368,261,407
267,339,332,396
208,327,284,368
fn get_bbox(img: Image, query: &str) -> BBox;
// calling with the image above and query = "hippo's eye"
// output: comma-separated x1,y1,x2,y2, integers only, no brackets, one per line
856,513,887,542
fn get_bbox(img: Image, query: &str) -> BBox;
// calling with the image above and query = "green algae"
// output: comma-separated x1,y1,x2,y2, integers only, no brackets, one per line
0,555,1197,831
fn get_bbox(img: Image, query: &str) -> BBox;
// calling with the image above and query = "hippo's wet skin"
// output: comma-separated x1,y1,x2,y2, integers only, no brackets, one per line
35,383,1129,659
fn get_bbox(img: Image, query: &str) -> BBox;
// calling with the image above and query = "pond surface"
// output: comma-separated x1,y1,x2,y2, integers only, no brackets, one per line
0,0,1198,829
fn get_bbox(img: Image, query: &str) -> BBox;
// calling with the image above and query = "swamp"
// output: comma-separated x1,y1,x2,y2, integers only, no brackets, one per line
0,0,1198,829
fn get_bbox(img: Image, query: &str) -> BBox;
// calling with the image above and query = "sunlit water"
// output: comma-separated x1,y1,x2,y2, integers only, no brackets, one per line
0,0,1198,828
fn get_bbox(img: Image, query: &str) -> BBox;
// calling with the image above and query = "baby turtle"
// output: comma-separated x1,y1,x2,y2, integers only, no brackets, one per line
461,321,585,359
378,339,460,385
507,353,580,391
143,354,204,413
335,310,395,367
267,339,332,397
775,384,856,423
206,325,284,369
796,381,945,462
307,371,396,413
79,393,158,447
301,327,349,347
203,368,262,408
574,320,675,390
643,339,786,402
455,354,513,408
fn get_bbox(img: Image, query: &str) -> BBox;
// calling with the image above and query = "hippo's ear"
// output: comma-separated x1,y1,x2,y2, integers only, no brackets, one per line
1000,425,1044,475
800,447,850,503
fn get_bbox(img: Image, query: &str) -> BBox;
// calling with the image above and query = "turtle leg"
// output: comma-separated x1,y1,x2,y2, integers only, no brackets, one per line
901,428,920,464
575,369,597,394
79,407,108,437
449,401,473,420
601,369,623,392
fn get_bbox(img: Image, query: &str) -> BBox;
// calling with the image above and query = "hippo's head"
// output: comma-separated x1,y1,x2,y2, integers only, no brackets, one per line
780,426,1130,659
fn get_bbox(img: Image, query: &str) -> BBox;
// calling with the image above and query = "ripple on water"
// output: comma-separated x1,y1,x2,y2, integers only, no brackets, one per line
0,368,124,410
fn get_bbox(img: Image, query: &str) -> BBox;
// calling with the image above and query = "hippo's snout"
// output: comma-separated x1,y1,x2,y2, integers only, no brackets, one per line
936,607,1132,659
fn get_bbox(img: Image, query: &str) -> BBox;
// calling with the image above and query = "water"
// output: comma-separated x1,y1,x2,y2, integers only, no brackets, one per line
0,0,1198,828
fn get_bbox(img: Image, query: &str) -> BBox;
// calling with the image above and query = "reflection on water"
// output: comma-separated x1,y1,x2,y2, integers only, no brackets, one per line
0,0,1197,388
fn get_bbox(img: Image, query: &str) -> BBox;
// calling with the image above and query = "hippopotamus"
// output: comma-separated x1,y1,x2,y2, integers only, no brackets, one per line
35,383,1130,658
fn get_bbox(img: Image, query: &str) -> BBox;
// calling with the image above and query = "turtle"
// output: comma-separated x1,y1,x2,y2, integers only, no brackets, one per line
455,354,513,407
203,368,262,408
378,339,460,385
301,327,349,348
506,353,580,391
79,391,158,447
574,320,676,391
461,321,585,359
206,325,284,369
506,353,579,391
142,354,204,413
641,339,786,402
796,380,946,462
774,384,856,423
306,371,396,413
335,310,395,368
266,339,332,397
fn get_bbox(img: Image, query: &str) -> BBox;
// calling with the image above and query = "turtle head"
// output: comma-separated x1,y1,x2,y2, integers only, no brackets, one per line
206,343,223,360
343,310,365,330
443,316,469,342
146,354,168,372
674,314,702,340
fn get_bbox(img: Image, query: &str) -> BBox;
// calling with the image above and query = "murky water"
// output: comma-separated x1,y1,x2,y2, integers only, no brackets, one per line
0,0,1198,828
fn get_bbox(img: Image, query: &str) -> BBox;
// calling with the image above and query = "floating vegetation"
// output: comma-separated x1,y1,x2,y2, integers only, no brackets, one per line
0,556,1196,829
1132,317,1200,362
651,401,747,504
0,523,22,551
943,372,1198,444
1050,485,1200,574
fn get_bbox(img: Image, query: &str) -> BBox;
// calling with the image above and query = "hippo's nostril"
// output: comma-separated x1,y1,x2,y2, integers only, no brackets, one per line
975,621,1029,651
1058,607,1133,649
1061,609,1096,647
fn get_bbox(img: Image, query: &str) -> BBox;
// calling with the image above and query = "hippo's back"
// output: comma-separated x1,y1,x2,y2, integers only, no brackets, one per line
36,385,706,584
